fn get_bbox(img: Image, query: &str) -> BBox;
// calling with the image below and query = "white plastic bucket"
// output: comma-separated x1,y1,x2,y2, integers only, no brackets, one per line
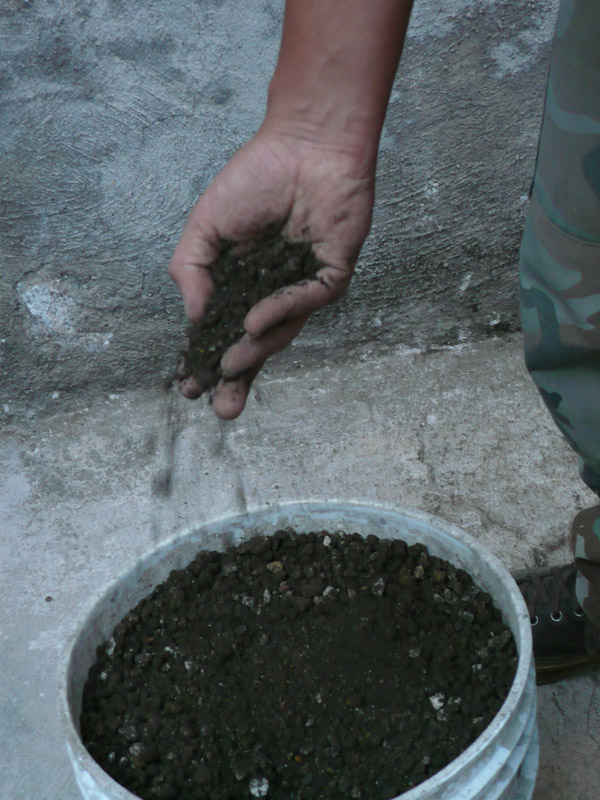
59,501,538,800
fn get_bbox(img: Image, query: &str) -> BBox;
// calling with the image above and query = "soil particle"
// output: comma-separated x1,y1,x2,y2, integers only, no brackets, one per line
175,232,323,391
81,529,517,800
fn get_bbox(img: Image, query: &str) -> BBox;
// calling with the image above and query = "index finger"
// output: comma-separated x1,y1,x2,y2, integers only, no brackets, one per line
244,266,350,338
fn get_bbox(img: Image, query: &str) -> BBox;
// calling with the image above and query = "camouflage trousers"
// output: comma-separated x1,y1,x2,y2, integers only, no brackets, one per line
519,0,600,627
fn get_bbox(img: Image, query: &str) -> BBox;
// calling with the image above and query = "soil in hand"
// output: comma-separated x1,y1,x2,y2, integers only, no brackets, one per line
176,232,323,392
81,529,517,800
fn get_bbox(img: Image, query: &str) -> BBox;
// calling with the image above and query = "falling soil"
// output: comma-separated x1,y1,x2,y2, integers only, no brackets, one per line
175,231,323,391
81,529,517,800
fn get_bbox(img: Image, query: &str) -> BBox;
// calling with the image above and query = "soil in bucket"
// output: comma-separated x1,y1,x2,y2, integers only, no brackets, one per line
173,231,323,393
80,528,517,800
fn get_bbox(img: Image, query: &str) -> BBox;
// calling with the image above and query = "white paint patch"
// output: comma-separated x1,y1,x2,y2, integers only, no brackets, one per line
406,0,554,80
394,344,425,356
459,273,473,293
394,341,469,358
19,282,76,335
490,19,556,79
17,280,114,352
408,0,497,41
490,40,532,77
424,180,439,200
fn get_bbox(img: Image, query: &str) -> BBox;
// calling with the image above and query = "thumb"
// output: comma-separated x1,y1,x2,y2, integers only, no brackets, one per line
168,200,221,321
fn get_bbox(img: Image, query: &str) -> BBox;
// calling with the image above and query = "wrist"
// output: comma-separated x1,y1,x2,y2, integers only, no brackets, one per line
262,0,414,175
263,76,382,177
261,114,380,176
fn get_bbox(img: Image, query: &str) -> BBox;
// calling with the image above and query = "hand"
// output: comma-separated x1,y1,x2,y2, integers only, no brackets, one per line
168,122,376,419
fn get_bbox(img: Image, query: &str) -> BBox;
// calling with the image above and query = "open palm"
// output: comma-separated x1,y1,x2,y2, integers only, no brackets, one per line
169,124,376,418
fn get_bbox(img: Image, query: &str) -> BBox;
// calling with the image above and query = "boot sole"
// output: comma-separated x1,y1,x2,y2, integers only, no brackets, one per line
535,653,600,685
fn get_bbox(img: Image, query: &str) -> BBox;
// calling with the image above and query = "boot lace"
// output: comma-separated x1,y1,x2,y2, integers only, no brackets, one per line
520,565,584,626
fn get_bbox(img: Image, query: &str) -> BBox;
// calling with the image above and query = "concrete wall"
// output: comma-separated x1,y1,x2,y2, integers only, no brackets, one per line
0,0,558,417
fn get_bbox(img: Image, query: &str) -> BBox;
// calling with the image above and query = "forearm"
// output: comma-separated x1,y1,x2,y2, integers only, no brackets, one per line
264,0,414,167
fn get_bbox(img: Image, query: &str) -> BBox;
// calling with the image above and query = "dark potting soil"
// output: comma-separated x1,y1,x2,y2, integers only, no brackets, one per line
81,529,517,800
175,232,323,391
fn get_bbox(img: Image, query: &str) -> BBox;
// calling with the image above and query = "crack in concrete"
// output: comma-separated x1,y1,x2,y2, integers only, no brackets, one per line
585,681,600,751
415,412,438,494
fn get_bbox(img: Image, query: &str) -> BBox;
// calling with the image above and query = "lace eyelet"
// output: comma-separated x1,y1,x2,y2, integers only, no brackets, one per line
530,616,539,627
574,608,585,618
550,611,563,623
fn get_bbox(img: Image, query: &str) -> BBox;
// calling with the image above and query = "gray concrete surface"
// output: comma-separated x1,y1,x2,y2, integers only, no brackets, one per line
2,3,597,795
1,0,559,416
1,335,598,800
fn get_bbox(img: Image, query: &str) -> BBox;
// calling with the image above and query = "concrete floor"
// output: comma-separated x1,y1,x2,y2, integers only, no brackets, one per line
1,335,598,800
